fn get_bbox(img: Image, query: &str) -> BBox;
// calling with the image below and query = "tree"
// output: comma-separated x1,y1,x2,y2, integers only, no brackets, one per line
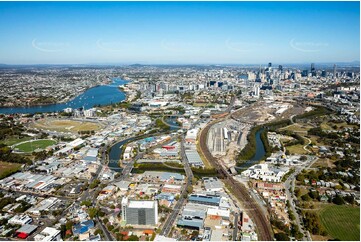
275,232,290,241
127,235,139,241
301,193,311,201
332,195,345,205
65,221,74,230
80,200,92,207
186,185,193,194
300,155,307,161
88,207,99,219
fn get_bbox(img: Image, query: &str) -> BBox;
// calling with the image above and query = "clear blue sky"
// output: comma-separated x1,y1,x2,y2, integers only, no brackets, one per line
0,1,359,64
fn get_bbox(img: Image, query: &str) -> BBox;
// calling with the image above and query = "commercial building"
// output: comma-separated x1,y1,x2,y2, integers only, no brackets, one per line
8,215,33,225
122,197,158,225
72,220,95,235
34,227,61,241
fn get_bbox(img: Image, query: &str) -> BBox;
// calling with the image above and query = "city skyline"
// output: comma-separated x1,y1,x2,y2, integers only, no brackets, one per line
0,1,359,65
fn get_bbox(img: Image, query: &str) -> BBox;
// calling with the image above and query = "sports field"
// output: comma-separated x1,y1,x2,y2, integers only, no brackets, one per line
31,118,102,133
319,205,360,241
0,161,21,179
13,139,56,153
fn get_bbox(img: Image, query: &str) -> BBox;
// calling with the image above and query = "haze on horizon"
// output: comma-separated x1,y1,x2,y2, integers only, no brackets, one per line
0,1,359,65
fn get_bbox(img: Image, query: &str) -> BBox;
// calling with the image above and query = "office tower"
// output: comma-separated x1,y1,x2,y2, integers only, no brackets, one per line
302,70,309,77
321,70,327,77
123,199,158,225
311,63,316,76
254,84,260,98
333,64,337,79
311,63,315,72
268,62,272,68
278,65,283,72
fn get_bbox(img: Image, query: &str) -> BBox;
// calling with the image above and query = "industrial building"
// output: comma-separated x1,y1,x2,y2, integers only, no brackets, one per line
185,145,204,167
15,224,38,239
188,194,221,206
177,203,207,230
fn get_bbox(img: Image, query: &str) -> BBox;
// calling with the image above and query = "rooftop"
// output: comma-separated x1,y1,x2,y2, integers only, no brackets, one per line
128,200,156,209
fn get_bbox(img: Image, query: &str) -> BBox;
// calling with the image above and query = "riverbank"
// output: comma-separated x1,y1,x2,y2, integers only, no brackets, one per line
0,78,128,114
0,79,112,108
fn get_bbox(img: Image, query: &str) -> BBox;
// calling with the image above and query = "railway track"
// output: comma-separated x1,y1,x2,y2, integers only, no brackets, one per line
198,119,274,241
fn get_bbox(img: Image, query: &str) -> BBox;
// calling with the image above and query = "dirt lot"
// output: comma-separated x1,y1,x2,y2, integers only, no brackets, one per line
31,118,102,133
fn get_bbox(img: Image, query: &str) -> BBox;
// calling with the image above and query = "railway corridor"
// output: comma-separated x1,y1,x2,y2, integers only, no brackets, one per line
198,119,274,241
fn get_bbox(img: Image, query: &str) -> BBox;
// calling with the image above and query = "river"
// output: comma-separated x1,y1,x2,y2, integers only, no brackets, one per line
108,137,137,173
236,128,266,171
0,78,128,114
108,117,181,173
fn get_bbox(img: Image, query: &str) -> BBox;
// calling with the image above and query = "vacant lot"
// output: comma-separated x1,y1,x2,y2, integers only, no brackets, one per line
0,161,21,179
31,118,102,133
319,205,360,241
14,139,56,153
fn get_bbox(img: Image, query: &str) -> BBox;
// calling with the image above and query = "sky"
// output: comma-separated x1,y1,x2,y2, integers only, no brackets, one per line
0,1,359,65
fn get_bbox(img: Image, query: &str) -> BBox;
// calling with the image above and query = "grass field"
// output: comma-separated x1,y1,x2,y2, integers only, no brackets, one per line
31,118,102,133
3,136,32,146
0,161,21,179
286,144,309,155
279,123,313,133
319,205,360,241
13,139,56,153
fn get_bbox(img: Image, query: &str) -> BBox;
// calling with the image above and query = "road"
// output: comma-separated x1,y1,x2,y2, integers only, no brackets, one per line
96,216,114,241
284,156,318,241
160,137,193,237
284,168,307,240
233,212,239,240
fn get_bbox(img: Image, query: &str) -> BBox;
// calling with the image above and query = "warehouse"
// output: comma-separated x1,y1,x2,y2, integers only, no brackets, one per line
185,147,204,167
15,224,38,239
188,194,221,206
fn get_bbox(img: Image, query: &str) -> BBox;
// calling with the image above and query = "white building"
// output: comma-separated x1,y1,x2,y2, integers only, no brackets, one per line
34,227,61,241
241,163,288,183
122,197,158,225
185,128,199,144
8,215,33,225
123,146,133,160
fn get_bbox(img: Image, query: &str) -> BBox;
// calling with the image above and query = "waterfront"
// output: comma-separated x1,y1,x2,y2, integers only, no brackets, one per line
108,117,181,172
0,78,128,114
236,128,266,170
108,137,135,173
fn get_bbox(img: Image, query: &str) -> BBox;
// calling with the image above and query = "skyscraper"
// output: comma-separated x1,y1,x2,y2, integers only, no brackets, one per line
311,63,315,72
278,65,283,72
268,62,272,68
321,70,327,77
333,64,337,79
311,63,316,76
